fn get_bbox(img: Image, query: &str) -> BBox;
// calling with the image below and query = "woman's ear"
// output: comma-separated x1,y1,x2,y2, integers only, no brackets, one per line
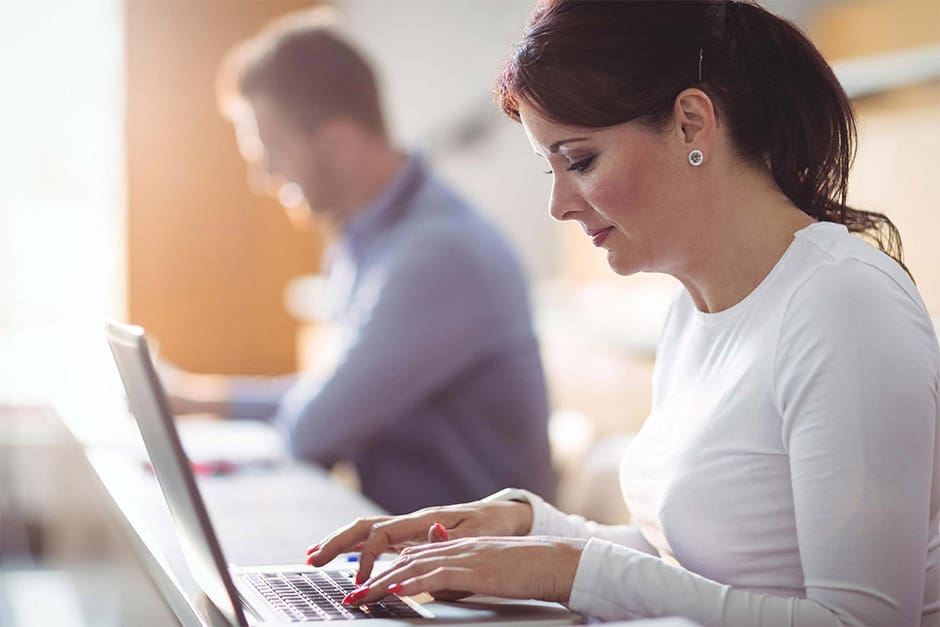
673,88,717,150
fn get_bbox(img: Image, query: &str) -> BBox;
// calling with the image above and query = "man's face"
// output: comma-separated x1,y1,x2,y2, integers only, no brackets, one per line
234,95,342,219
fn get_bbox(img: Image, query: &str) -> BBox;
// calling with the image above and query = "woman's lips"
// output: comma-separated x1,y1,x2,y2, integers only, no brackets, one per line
590,227,614,247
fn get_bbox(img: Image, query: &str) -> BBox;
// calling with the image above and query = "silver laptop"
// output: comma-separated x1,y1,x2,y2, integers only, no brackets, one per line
105,321,581,626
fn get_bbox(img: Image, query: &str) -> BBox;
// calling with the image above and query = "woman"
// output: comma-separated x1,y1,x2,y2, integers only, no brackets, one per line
306,1,940,624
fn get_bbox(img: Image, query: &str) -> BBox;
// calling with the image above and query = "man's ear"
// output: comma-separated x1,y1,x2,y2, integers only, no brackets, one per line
315,117,367,165
673,88,717,150
312,118,343,149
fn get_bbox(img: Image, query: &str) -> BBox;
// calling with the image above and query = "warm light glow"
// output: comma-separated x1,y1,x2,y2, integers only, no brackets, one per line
277,182,305,209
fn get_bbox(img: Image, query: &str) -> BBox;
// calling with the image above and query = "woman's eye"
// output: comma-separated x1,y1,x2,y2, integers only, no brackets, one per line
567,156,595,173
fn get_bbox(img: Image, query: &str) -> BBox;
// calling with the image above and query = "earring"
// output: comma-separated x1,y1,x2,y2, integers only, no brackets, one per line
688,149,704,167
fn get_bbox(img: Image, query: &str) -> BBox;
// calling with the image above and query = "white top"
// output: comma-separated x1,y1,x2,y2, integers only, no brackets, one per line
516,223,940,625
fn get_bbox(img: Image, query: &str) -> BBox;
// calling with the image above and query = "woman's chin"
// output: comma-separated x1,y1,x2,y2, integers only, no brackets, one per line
606,250,640,276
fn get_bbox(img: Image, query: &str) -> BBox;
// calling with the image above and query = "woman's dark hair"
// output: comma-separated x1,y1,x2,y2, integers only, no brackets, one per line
496,0,909,276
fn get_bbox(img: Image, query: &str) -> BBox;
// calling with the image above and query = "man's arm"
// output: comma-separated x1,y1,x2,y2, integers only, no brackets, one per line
273,225,517,464
161,360,299,420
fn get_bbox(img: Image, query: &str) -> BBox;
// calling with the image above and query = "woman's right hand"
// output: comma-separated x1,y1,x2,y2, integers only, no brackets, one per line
305,499,533,585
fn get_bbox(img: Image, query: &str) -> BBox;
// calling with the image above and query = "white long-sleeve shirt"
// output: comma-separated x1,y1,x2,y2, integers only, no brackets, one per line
516,223,940,625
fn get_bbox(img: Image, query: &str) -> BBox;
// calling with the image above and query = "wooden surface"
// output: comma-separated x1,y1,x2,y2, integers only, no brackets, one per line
810,0,940,61
125,0,324,375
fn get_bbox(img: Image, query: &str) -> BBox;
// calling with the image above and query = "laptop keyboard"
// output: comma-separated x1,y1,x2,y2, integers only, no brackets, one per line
243,570,423,622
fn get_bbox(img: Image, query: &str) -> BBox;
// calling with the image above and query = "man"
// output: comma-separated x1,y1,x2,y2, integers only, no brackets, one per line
165,9,556,514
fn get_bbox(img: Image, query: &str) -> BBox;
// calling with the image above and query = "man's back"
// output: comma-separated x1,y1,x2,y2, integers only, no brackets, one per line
274,156,556,513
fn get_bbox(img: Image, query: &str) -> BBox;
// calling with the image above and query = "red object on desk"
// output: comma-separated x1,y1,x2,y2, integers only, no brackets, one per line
143,460,238,476
191,460,238,475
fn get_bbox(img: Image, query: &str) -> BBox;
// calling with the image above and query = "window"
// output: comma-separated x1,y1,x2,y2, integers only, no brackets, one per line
0,1,124,401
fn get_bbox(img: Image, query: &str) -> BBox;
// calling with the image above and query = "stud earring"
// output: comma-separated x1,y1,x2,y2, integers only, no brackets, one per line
688,149,704,167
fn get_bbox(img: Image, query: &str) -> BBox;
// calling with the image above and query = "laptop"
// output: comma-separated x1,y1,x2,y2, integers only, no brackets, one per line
105,321,581,626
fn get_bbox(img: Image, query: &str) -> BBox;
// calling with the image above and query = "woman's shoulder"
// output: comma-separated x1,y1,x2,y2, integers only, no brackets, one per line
786,221,925,316
778,223,938,371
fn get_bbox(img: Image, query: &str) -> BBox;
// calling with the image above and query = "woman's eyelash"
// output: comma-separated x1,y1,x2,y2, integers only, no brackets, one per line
543,155,596,175
567,155,595,172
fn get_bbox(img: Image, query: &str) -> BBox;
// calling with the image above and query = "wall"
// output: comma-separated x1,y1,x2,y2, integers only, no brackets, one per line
333,0,558,280
812,0,940,315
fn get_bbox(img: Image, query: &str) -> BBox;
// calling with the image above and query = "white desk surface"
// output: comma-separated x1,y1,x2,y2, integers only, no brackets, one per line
58,404,384,627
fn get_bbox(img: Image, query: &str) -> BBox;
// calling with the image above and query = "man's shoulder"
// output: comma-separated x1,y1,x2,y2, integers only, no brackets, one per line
381,217,513,285
392,184,509,255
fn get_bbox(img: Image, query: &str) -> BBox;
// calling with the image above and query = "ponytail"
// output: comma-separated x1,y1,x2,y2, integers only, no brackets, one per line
721,1,909,276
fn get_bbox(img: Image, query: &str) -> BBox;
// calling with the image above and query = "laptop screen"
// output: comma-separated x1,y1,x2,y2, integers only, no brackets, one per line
106,322,248,627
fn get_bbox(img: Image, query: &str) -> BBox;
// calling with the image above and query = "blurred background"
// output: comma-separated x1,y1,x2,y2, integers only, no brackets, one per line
0,1,938,624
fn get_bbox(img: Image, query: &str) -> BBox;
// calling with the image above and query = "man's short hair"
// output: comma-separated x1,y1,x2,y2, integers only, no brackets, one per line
217,8,385,136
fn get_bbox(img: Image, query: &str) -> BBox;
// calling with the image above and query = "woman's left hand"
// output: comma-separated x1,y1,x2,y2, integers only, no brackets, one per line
342,536,587,607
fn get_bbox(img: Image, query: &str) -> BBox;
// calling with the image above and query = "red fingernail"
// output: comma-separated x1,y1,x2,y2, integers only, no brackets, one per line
431,523,449,540
387,583,405,595
306,544,320,555
342,586,369,605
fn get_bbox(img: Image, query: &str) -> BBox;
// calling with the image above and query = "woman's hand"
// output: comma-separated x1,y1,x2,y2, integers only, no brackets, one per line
341,536,587,606
306,500,533,584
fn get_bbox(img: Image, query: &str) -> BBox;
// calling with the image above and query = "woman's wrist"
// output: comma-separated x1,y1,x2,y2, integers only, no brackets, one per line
480,488,538,535
553,537,587,604
508,501,534,536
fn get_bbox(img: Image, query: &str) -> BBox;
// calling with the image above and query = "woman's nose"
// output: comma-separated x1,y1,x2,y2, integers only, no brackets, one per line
548,177,580,222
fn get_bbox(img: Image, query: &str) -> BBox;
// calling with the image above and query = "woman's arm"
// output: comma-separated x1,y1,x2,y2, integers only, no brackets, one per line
484,488,657,555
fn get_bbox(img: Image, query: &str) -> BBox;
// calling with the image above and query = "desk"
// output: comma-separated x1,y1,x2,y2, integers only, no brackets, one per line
12,328,381,625
65,416,383,627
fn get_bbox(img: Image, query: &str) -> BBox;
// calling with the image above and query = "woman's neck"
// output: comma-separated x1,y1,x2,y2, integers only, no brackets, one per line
671,168,816,314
